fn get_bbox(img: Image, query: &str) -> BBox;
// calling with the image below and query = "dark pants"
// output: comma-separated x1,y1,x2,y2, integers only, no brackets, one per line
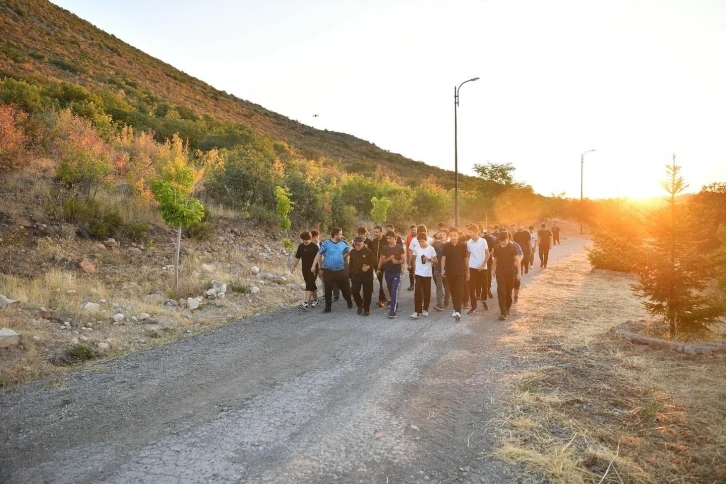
539,245,550,267
384,271,401,312
414,275,432,313
323,269,352,310
496,272,515,315
553,234,560,245
468,269,486,310
351,276,373,311
485,264,493,296
462,279,470,305
376,269,386,303
448,274,465,312
521,252,530,275
408,265,414,287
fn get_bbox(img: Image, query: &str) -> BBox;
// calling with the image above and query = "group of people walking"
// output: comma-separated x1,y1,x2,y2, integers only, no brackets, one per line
291,222,560,321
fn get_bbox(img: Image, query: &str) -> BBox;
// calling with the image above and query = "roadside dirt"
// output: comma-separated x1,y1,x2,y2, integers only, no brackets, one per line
1,239,586,483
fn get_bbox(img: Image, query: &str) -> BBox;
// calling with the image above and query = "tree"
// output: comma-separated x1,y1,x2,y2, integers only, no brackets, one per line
151,135,205,291
632,155,725,337
472,162,517,186
370,196,391,224
275,185,295,258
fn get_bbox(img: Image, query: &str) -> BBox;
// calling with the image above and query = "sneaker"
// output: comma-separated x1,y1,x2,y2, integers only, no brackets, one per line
513,295,518,303
452,311,457,317
454,312,462,321
410,313,420,319
482,301,489,311
540,263,544,268
347,300,353,309
388,311,397,319
357,307,363,315
506,309,511,315
463,303,471,310
334,296,340,302
301,302,309,310
363,309,370,316
434,305,444,312
311,300,319,308
407,285,414,291
377,301,386,308
467,308,477,315
498,314,507,321
323,308,332,313
422,310,429,317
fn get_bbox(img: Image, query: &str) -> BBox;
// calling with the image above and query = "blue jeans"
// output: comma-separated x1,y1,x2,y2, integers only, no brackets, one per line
384,271,401,312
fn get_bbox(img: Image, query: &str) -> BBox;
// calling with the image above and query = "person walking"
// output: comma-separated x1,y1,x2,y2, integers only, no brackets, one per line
441,227,469,322
349,236,375,316
432,232,447,311
552,223,561,245
367,226,389,308
465,224,489,315
537,223,553,268
410,233,437,319
511,235,524,303
491,231,521,321
312,228,353,313
378,230,405,319
527,226,536,268
482,229,497,300
513,225,532,276
290,231,319,310
405,225,417,291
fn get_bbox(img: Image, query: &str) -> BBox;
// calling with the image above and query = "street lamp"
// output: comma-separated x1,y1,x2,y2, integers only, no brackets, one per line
454,77,479,228
580,149,596,235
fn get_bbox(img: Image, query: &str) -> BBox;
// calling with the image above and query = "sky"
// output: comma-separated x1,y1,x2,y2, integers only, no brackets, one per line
51,0,726,199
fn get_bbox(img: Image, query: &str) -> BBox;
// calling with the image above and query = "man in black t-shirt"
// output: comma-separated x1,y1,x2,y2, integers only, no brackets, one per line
552,223,561,245
537,223,553,268
367,225,389,308
379,230,405,318
441,227,469,322
291,231,320,310
491,231,521,320
512,226,532,275
349,236,375,316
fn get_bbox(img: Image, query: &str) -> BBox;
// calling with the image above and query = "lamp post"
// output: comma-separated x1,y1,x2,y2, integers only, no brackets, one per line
454,77,479,228
580,149,595,235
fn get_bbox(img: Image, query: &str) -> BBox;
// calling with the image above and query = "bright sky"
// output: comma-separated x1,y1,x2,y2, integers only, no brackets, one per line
51,0,726,199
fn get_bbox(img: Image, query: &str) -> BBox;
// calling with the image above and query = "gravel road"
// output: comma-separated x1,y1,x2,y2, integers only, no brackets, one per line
1,240,588,483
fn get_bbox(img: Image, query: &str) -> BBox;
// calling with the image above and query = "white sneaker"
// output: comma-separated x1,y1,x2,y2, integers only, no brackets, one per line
455,312,462,321
422,310,429,317
410,312,420,319
452,311,457,317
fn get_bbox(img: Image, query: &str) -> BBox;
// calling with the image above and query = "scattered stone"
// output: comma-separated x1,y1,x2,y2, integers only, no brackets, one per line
144,294,165,305
683,345,697,355
65,289,77,295
78,260,96,274
32,335,40,342
165,299,179,307
202,263,216,273
97,342,111,352
79,335,89,342
0,294,17,309
112,313,125,322
178,298,187,308
81,302,100,312
272,276,287,285
38,309,53,320
251,266,260,275
231,228,241,236
249,286,260,294
70,337,79,345
127,247,143,254
16,217,33,228
138,313,150,321
410,425,419,431
0,328,22,348
211,280,227,295
63,321,71,327
144,317,159,325
206,288,217,298
103,238,119,249
187,298,201,310
93,243,107,252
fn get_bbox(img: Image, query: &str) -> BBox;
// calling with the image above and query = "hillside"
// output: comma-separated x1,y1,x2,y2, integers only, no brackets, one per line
0,0,474,188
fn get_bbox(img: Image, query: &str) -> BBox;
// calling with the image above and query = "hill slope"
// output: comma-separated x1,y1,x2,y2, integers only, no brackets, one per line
0,0,474,188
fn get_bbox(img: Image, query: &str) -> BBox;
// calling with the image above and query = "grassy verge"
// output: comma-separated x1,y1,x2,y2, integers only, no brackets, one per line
492,250,726,483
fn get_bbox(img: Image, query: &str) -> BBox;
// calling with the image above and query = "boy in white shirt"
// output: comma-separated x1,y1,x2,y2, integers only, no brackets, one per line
466,224,490,314
410,233,437,319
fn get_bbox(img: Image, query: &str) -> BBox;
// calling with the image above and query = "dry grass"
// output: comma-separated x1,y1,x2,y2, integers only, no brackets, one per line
0,269,108,311
492,250,726,483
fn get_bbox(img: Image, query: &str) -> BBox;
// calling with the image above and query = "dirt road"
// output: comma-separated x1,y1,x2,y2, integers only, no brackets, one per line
1,239,588,483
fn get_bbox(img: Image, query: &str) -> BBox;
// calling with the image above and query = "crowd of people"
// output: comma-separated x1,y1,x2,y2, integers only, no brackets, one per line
290,222,561,322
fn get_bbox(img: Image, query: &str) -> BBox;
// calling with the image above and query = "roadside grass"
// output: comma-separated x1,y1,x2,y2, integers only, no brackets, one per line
492,250,726,483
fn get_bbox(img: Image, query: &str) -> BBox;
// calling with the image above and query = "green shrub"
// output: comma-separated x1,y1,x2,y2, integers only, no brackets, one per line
125,222,150,243
61,196,123,239
65,344,97,362
186,221,212,240
248,205,278,226
88,211,123,239
229,282,251,294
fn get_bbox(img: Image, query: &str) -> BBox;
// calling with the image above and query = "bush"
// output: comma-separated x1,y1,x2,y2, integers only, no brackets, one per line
248,204,278,226
0,103,28,172
229,282,251,294
125,222,150,243
88,211,123,239
61,196,123,239
65,344,97,362
186,221,212,240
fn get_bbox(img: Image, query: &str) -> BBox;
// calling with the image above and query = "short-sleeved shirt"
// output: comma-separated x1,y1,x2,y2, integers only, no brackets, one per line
381,244,405,274
442,241,468,276
295,242,319,272
538,229,553,247
318,240,350,271
409,236,434,256
492,243,519,275
512,242,523,257
467,237,489,270
529,232,537,249
414,245,437,277
513,231,532,253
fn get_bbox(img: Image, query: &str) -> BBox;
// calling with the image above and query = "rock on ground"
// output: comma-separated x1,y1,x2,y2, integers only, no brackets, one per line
0,328,21,348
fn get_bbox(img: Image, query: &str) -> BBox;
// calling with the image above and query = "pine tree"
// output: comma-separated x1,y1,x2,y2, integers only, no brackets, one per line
633,155,725,337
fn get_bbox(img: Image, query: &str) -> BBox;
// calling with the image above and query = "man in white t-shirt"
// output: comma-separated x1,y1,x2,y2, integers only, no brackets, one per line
466,224,489,314
410,232,437,319
408,225,434,283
